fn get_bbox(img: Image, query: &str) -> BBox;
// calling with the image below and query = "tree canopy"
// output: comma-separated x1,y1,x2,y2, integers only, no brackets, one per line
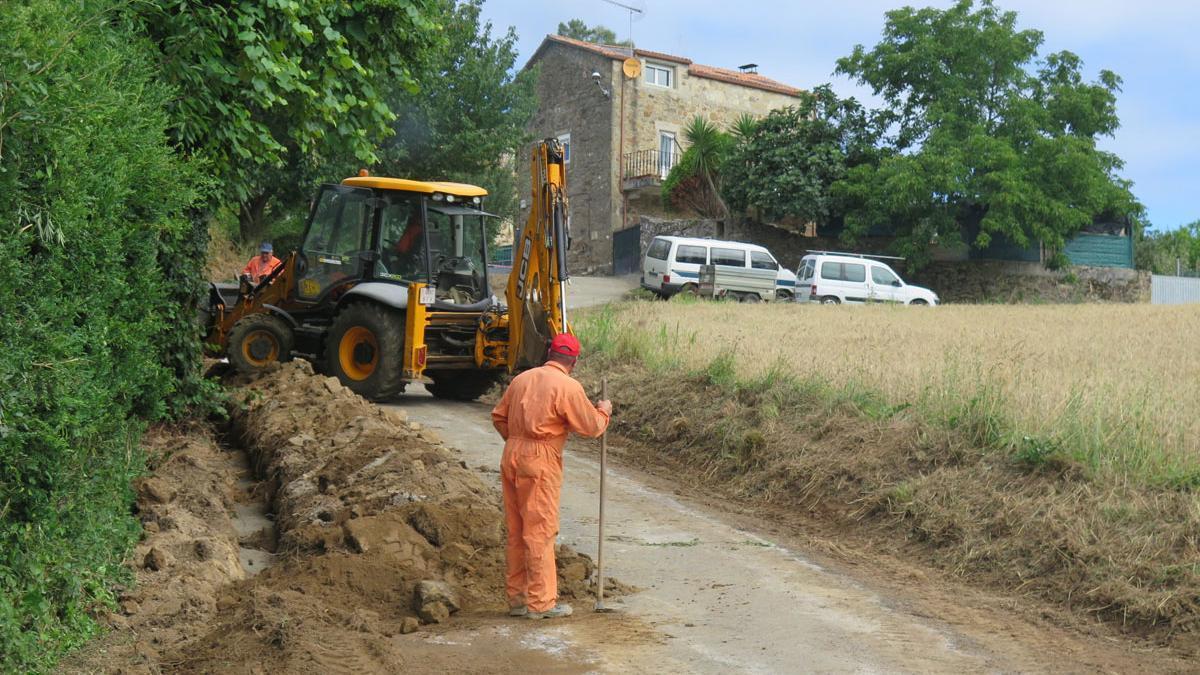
723,86,877,230
557,18,630,46
832,0,1139,265
137,0,444,241
381,0,536,228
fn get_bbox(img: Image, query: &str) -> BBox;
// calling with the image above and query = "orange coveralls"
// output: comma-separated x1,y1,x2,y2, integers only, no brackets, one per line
241,254,281,284
491,361,610,612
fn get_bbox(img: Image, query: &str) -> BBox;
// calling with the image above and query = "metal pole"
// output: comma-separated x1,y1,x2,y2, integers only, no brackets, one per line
595,376,609,610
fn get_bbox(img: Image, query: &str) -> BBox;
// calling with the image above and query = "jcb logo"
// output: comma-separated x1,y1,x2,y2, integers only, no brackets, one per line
515,239,533,300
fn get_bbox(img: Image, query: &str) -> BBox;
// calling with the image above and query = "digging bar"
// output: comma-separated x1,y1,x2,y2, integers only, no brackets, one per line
595,376,612,612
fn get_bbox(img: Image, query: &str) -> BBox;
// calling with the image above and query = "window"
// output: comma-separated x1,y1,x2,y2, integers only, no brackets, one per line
750,251,778,270
820,261,866,282
658,131,676,178
871,266,900,286
799,259,815,281
711,247,746,267
557,133,571,164
644,63,673,87
646,238,671,260
675,245,707,265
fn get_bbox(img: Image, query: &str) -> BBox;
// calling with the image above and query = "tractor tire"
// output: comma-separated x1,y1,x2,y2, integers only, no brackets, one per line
228,314,294,374
426,370,502,402
325,303,405,401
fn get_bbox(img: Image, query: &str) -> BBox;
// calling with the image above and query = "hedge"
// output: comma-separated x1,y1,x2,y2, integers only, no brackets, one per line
0,1,210,669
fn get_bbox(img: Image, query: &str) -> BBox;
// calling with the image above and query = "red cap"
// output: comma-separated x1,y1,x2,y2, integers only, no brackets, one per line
549,333,581,358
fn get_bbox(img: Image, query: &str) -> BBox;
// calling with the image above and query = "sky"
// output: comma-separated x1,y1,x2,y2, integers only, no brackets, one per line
479,0,1200,231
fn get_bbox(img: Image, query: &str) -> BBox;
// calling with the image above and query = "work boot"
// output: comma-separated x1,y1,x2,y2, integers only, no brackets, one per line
526,603,573,620
508,605,528,617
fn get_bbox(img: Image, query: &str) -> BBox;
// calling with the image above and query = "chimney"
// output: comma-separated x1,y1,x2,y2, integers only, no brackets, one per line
738,63,758,74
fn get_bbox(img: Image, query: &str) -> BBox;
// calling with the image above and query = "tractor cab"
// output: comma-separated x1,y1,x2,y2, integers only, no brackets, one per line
294,177,494,309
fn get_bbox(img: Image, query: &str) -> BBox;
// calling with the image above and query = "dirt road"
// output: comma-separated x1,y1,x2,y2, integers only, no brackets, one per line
387,388,1060,673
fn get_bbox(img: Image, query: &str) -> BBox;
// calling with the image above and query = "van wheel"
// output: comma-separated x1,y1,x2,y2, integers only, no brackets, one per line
820,296,840,305
739,293,761,303
325,303,405,400
776,289,793,301
672,283,698,300
910,299,929,306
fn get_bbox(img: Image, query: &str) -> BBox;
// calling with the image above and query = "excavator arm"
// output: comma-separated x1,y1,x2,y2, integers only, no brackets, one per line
504,138,571,372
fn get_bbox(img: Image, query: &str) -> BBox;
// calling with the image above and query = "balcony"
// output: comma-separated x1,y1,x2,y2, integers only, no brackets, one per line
622,149,681,190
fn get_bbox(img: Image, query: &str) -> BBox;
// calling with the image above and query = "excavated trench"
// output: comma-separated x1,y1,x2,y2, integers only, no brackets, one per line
64,361,620,674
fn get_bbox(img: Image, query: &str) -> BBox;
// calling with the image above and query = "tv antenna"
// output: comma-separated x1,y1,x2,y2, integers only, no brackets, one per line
600,0,645,56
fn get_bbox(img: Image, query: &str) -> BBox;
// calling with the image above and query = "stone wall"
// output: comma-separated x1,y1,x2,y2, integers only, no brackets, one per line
907,262,1150,304
518,42,615,273
622,63,800,161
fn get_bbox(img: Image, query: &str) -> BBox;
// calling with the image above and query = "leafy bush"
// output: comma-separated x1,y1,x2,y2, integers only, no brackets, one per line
0,1,204,669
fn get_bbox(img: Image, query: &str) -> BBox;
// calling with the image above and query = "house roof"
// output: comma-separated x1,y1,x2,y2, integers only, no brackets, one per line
529,34,803,98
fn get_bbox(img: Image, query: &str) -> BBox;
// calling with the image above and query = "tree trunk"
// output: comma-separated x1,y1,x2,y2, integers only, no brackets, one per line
703,170,729,238
238,193,271,245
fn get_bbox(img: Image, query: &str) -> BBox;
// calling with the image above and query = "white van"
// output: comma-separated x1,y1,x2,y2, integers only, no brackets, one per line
796,251,939,305
642,236,799,300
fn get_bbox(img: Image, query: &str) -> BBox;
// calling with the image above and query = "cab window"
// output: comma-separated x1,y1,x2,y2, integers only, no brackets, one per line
377,196,425,281
299,185,372,299
711,247,746,267
751,251,778,270
675,245,707,265
871,266,900,286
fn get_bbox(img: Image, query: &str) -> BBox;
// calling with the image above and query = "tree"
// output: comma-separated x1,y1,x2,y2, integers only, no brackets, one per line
557,18,630,46
662,117,734,231
379,0,536,233
834,0,1139,266
136,0,444,242
723,85,878,230
1136,221,1200,274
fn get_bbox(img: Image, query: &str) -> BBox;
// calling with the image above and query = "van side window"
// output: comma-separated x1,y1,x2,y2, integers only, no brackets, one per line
750,251,778,270
676,245,707,265
647,238,671,260
711,247,746,267
820,261,866,282
871,266,899,286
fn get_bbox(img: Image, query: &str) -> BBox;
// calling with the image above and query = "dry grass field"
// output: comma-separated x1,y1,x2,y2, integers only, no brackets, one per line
579,300,1200,485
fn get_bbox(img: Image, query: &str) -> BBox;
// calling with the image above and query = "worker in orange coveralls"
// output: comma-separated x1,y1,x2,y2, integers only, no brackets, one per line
241,241,282,284
491,333,612,619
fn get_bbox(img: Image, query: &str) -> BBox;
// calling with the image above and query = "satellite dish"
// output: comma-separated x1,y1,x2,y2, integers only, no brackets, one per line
622,57,642,79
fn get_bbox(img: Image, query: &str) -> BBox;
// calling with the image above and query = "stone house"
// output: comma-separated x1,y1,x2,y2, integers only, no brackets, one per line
519,34,803,274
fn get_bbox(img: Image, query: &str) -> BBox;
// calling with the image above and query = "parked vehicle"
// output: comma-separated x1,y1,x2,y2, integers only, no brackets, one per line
642,236,797,300
796,251,939,305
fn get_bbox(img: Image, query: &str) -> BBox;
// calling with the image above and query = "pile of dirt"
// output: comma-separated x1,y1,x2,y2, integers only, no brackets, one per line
67,362,616,673
576,358,1200,655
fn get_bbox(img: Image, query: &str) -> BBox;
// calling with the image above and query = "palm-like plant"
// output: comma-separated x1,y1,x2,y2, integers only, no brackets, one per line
663,116,734,229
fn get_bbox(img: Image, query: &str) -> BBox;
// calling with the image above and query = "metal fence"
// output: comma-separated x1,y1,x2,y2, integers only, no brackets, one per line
623,149,680,179
1151,274,1200,304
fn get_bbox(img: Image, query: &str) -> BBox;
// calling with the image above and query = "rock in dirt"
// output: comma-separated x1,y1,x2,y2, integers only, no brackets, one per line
399,616,419,634
414,580,459,624
143,547,171,571
137,477,176,504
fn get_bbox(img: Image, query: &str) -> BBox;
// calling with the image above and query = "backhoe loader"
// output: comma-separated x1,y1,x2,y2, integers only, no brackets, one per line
203,138,572,401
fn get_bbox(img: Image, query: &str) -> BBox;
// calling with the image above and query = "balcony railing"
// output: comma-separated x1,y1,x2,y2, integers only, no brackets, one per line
623,149,681,180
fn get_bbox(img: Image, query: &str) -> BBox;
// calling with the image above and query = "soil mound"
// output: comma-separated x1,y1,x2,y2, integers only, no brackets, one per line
67,361,615,673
